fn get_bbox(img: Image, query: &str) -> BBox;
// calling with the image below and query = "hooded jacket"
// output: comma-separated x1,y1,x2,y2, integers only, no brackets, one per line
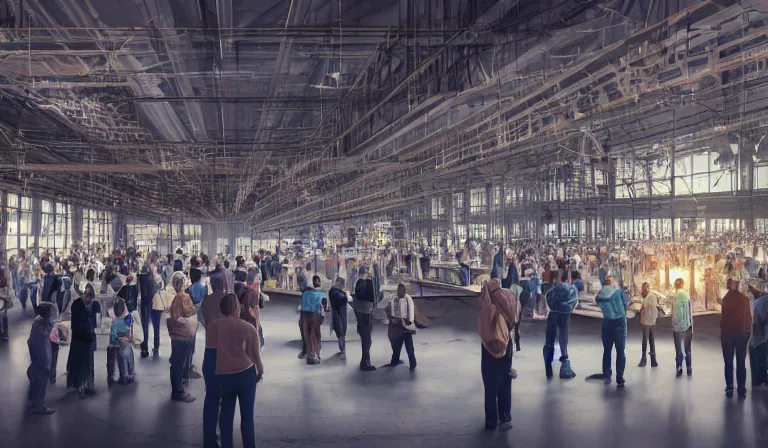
670,289,693,332
477,279,517,358
300,288,327,314
546,283,579,314
596,285,628,320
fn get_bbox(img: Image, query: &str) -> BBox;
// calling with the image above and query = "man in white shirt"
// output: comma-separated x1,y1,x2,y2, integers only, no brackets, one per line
638,282,662,367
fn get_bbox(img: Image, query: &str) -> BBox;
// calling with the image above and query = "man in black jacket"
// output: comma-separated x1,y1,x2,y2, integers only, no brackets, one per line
354,267,376,371
328,277,350,360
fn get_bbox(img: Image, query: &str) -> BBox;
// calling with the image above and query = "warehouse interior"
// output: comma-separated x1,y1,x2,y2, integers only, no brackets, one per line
0,1,767,447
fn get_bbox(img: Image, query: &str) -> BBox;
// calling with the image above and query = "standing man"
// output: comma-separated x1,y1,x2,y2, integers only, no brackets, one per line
720,279,752,398
353,266,377,371
200,284,227,448
592,276,629,388
638,282,662,368
478,276,517,430
328,277,351,359
543,270,578,379
300,276,327,365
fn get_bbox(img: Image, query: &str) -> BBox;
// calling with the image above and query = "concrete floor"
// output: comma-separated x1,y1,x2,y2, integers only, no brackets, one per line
0,293,766,448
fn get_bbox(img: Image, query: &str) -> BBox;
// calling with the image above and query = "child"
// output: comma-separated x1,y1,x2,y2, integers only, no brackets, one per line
107,298,135,385
27,302,59,415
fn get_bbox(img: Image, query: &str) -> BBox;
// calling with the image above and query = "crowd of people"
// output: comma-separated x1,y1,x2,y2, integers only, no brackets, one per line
0,235,766,441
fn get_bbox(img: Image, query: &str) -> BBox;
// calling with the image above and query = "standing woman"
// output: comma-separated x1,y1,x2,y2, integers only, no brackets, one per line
386,283,417,370
67,283,98,398
207,294,264,448
671,278,694,377
328,277,351,359
720,279,752,398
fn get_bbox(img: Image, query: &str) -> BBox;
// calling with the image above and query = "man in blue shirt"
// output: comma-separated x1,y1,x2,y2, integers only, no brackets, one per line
591,275,629,388
300,275,327,365
543,270,579,379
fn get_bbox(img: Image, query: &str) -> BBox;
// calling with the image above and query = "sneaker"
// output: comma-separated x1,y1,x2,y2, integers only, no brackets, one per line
725,387,734,398
650,356,658,368
172,393,196,403
409,363,417,371
360,363,377,372
141,350,149,359
616,377,625,388
499,413,512,427
307,357,321,365
545,363,553,379
676,366,683,377
737,389,747,399
559,361,576,379
30,407,56,415
687,366,692,376
638,358,647,368
339,352,346,361
298,351,307,360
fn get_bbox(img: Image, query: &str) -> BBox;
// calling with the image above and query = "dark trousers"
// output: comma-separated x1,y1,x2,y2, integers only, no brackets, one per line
219,365,257,448
355,311,373,365
27,365,50,411
139,305,157,352
170,339,191,396
673,328,693,367
150,310,162,352
641,324,656,356
331,304,348,353
203,349,220,446
544,312,570,362
301,312,323,359
299,317,306,354
0,309,8,340
185,326,198,378
50,342,59,382
390,333,416,367
601,318,627,379
750,342,768,386
258,325,264,348
722,332,750,391
481,344,512,426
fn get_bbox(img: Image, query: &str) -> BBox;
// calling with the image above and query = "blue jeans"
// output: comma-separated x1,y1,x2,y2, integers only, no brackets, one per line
721,332,749,391
20,281,38,312
107,345,135,382
219,365,257,448
673,328,693,368
203,349,220,446
601,318,627,380
170,339,191,396
481,344,512,426
544,312,570,362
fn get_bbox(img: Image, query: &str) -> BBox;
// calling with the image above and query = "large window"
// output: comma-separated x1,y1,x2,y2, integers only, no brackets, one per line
235,237,251,257
452,193,464,222
468,223,487,239
84,209,112,248
184,224,202,253
39,200,55,251
19,196,33,252
128,223,160,255
470,188,487,215
54,202,70,251
6,194,19,258
431,197,447,219
675,151,734,195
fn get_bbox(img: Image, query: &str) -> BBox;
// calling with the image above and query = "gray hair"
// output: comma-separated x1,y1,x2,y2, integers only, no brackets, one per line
171,272,187,293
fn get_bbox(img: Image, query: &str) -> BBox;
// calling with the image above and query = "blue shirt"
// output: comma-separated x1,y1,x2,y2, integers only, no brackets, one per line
596,285,628,320
300,288,327,314
110,315,132,345
189,282,207,306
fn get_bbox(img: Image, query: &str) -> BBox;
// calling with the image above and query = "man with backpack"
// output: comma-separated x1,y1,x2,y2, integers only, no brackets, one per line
478,274,518,430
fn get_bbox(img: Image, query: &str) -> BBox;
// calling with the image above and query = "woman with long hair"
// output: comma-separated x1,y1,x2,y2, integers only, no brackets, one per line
66,283,98,398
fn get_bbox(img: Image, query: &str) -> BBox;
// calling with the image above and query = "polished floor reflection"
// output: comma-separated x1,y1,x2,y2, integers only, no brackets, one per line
0,295,766,448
